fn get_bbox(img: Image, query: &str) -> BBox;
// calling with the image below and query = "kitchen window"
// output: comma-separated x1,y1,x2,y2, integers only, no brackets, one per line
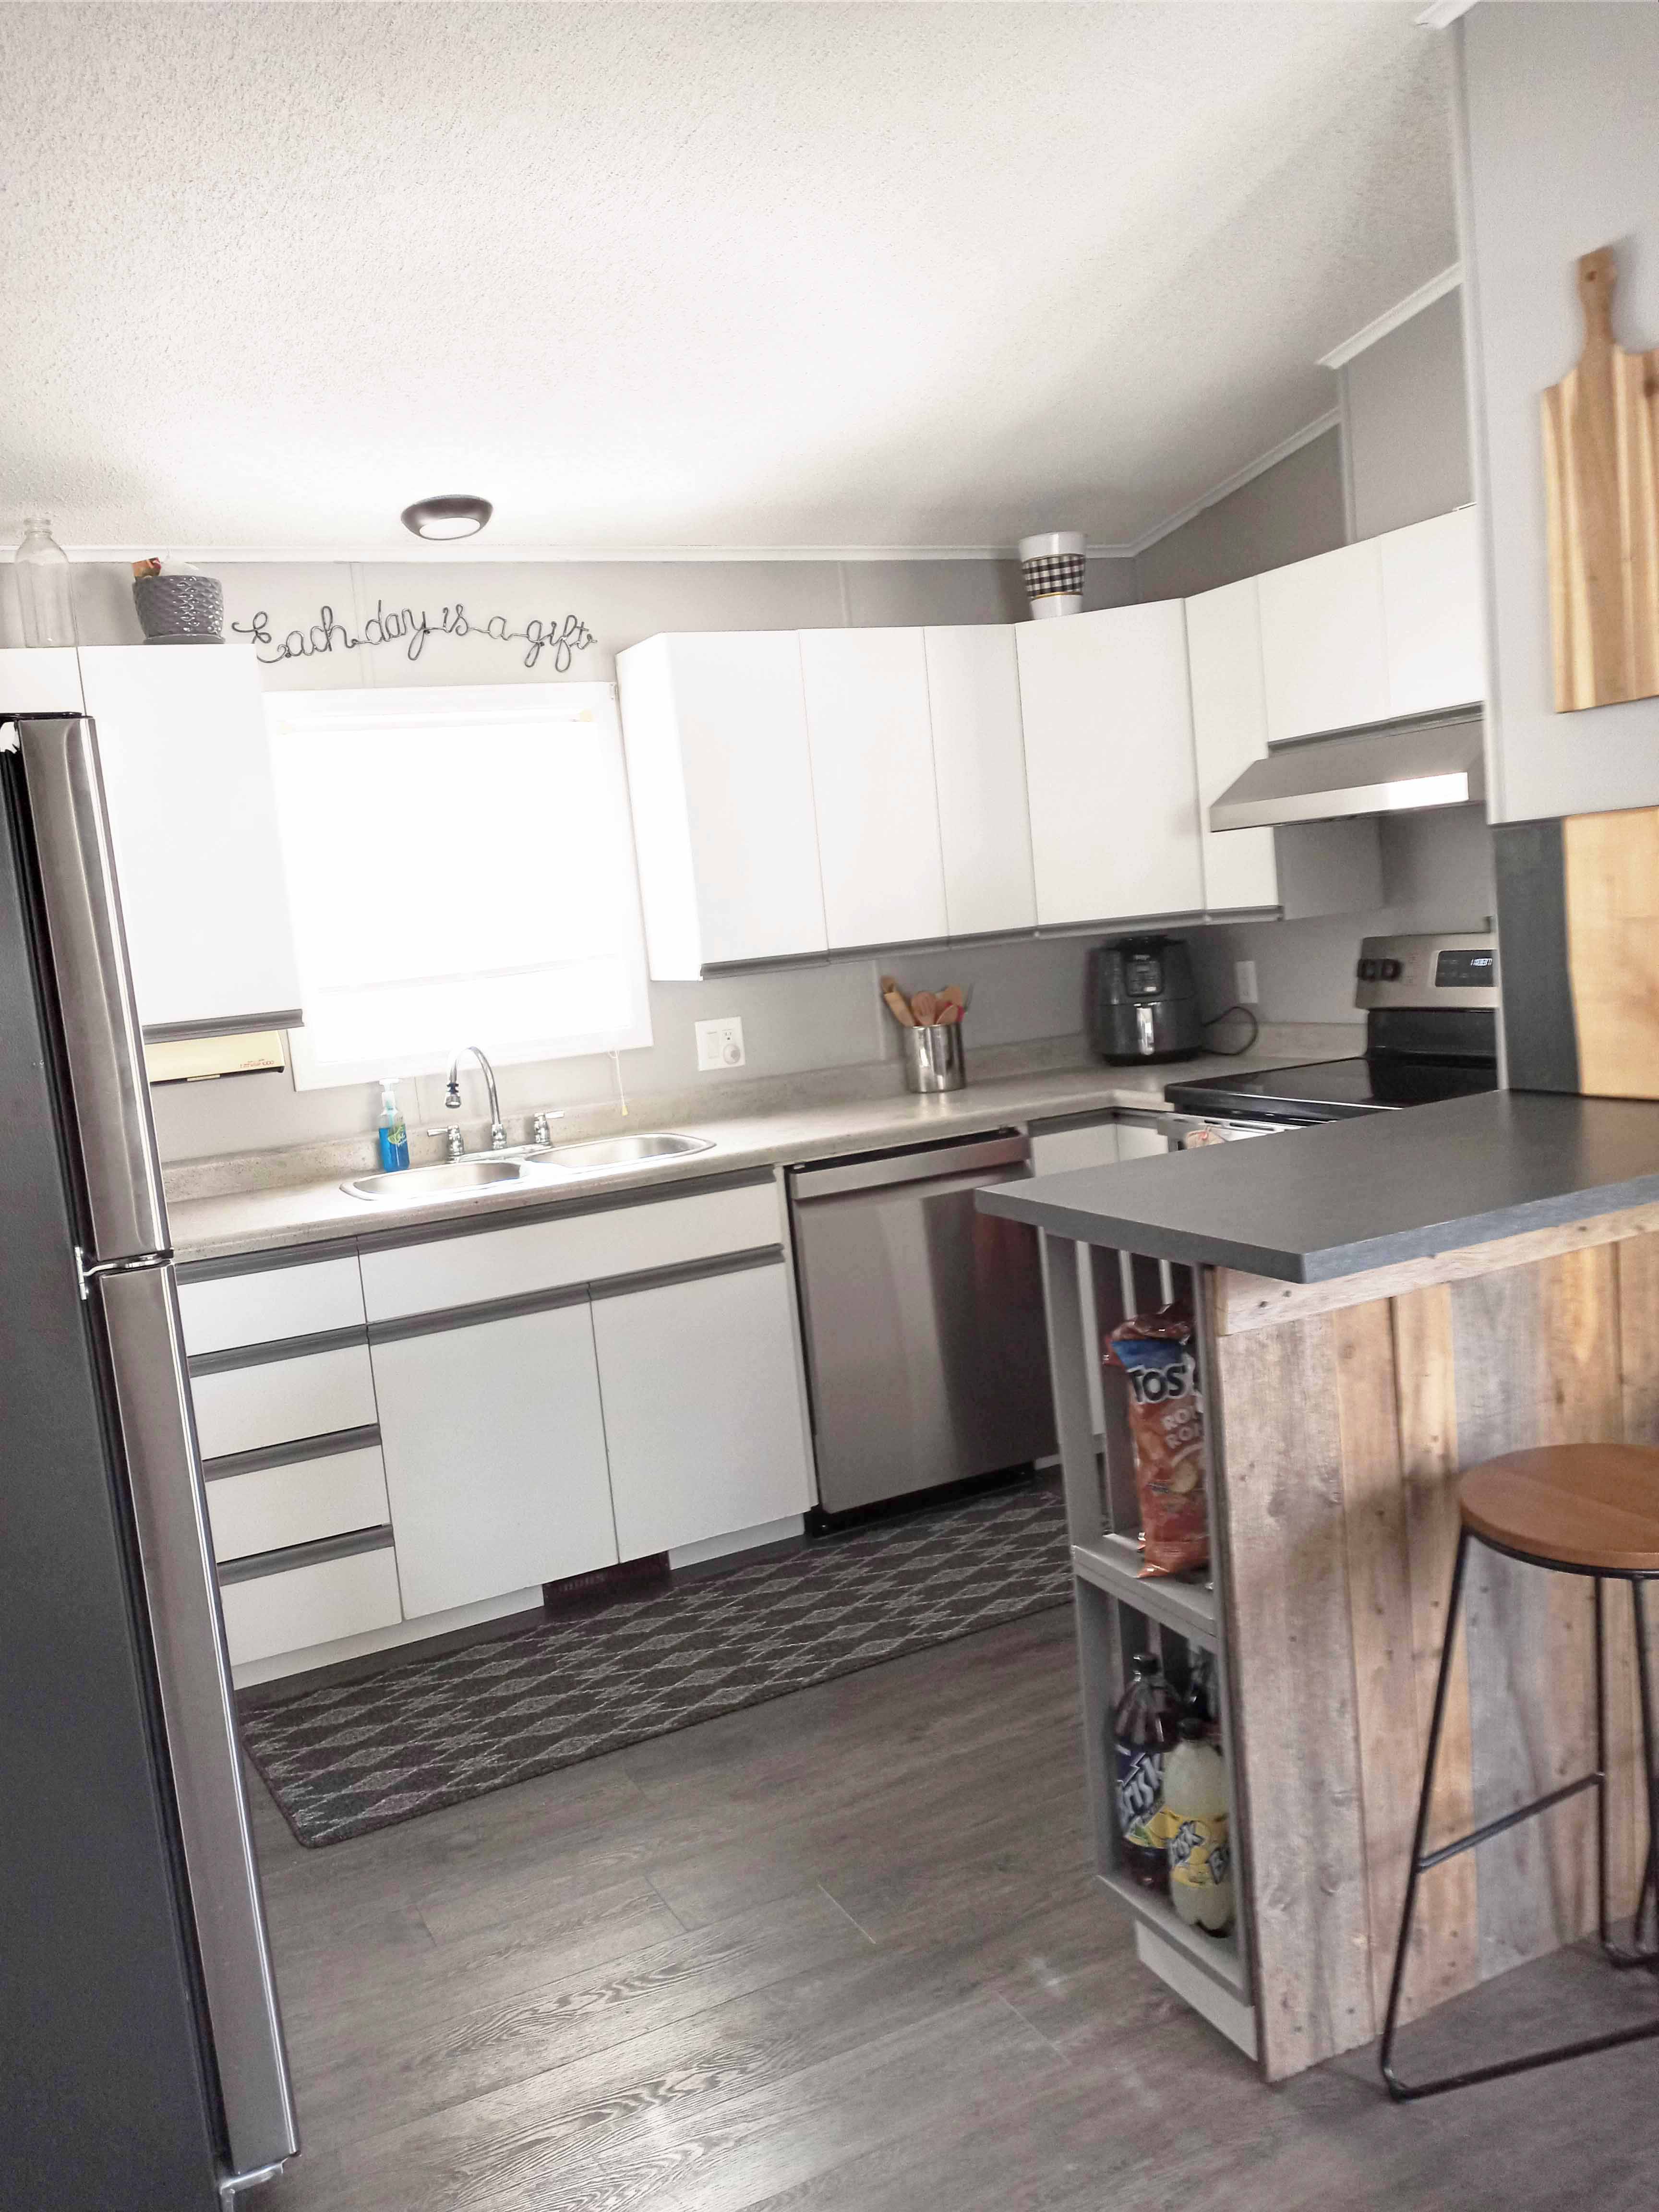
266,683,652,1089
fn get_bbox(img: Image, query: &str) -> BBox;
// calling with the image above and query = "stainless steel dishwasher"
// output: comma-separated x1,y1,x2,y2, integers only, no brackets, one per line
788,1132,1056,1515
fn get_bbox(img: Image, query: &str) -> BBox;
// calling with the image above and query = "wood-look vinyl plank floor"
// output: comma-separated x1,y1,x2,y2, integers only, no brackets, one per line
249,1606,1659,2212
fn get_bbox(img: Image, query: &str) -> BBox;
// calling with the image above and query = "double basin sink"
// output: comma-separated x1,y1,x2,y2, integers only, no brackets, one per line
342,1130,713,1204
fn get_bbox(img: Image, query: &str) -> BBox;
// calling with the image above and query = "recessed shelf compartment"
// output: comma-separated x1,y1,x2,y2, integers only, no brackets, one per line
1098,1868,1249,2000
1071,1533,1218,1649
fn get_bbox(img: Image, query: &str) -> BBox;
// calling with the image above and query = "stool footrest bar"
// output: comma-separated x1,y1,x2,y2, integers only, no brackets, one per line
1383,2014,1659,2103
1417,1771,1601,1873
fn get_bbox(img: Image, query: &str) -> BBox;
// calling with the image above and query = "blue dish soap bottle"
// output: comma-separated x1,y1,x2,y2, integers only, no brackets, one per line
376,1082,410,1172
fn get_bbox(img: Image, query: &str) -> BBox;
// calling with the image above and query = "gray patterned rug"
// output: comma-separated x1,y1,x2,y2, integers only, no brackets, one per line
241,1479,1071,1848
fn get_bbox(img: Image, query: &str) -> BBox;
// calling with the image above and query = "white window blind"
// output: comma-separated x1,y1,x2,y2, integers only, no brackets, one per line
265,684,652,1090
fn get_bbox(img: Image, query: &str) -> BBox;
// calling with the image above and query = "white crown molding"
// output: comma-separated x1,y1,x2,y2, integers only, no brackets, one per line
1416,0,1478,29
1121,409,1343,559
59,540,1141,567
1317,264,1462,371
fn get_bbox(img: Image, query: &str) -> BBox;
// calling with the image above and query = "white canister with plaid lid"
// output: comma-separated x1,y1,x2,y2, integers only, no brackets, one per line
1018,529,1085,619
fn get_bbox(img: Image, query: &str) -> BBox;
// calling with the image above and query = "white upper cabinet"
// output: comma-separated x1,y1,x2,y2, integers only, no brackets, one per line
923,625,1036,938
1183,577,1279,914
616,631,827,977
1257,539,1390,745
77,645,302,1039
0,647,82,713
798,627,948,950
1257,509,1483,745
1380,506,1483,718
1016,601,1203,927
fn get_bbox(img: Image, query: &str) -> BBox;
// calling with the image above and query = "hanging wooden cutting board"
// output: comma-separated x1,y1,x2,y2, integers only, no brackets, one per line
1541,245,1659,711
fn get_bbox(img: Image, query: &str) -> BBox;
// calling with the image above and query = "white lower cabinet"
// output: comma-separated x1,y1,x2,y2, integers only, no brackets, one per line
207,1443,390,1565
591,1258,814,1560
372,1295,617,1619
1030,1120,1120,1177
190,1342,377,1462
221,1545,402,1670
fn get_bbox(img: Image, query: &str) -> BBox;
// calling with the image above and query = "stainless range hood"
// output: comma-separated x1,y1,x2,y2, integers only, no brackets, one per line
1209,709,1485,831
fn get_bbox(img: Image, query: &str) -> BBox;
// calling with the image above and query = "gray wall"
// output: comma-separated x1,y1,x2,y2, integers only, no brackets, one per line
1132,428,1347,603
97,548,1132,1165
48,552,1141,676
1342,286,1471,540
1187,805,1497,1028
1456,1,1659,823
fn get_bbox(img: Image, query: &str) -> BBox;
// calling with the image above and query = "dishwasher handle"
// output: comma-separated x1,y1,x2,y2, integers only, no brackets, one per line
791,1133,1031,1202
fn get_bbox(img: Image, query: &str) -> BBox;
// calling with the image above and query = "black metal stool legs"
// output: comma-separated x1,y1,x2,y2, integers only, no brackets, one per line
1380,1534,1659,2100
1599,1577,1659,1970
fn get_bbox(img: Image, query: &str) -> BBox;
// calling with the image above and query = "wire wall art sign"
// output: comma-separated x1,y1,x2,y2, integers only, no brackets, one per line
231,601,597,672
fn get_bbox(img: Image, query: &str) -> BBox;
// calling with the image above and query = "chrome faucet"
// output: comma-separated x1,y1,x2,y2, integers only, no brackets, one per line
445,1045,507,1150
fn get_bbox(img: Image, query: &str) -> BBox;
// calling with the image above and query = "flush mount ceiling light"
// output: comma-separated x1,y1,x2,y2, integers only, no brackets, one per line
399,493,493,541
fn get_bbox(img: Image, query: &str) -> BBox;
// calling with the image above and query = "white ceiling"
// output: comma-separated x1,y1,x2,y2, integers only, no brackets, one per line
0,2,1457,557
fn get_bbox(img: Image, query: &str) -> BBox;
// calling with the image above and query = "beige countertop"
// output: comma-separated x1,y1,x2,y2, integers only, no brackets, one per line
164,1026,1359,1266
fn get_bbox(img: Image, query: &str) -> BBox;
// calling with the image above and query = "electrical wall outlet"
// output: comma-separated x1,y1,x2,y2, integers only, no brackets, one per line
1234,960,1259,1006
695,1017,745,1071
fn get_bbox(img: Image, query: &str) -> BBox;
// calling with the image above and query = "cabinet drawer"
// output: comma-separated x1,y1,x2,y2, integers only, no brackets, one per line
190,1343,377,1460
178,1253,365,1356
359,1177,781,1322
206,1440,389,1564
219,1541,401,1668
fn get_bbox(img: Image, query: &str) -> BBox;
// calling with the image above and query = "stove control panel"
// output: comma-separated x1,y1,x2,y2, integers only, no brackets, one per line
1354,931,1499,1013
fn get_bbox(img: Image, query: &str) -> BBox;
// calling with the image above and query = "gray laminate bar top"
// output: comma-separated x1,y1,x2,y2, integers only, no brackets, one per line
976,1090,1659,1283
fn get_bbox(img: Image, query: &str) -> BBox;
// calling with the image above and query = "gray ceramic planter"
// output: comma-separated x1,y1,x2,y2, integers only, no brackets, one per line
133,572,224,642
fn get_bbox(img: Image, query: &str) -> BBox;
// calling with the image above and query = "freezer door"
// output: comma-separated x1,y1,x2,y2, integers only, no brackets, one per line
12,714,168,1260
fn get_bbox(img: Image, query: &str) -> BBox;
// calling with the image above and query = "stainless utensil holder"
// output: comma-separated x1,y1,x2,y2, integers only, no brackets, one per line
902,1023,965,1094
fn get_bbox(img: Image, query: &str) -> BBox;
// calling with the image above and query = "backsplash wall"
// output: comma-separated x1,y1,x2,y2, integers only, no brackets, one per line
147,934,1109,1166
1186,805,1498,1026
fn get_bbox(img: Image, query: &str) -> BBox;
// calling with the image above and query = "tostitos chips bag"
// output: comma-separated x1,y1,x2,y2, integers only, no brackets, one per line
1105,1308,1209,1578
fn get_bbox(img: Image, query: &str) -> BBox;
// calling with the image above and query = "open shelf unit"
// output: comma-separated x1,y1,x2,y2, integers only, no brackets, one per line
1070,1534,1218,1649
1037,1233,1258,2063
1098,1868,1249,1998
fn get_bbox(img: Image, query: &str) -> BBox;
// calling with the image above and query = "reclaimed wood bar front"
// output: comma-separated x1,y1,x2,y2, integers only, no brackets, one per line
980,1092,1659,2082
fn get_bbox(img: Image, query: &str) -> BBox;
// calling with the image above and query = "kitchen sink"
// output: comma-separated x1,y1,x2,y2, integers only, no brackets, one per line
341,1132,714,1201
532,1131,715,1171
341,1157,541,1202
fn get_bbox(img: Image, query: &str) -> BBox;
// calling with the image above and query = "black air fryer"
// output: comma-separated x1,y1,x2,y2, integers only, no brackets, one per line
1086,935,1203,1064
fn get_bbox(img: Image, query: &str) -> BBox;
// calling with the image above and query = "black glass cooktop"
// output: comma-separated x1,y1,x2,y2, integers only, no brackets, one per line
1165,1055,1500,1124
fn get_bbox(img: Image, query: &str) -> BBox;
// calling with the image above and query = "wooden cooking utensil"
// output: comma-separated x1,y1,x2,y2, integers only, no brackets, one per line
911,990,938,1026
1542,243,1659,711
939,985,965,1012
936,1001,961,1024
882,986,917,1027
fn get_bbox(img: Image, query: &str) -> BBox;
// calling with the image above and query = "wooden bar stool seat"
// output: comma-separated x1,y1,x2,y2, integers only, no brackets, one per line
1381,1442,1659,2101
1461,1444,1659,1575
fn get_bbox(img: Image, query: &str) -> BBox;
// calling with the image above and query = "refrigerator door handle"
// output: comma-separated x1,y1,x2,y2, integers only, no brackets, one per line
99,1263,298,2177
12,714,169,1261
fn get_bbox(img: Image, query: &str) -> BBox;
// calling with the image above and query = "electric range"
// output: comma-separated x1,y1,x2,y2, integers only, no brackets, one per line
1163,931,1499,1143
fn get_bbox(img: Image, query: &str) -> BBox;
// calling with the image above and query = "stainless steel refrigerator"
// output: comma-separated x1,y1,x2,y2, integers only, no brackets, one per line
0,714,297,2207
